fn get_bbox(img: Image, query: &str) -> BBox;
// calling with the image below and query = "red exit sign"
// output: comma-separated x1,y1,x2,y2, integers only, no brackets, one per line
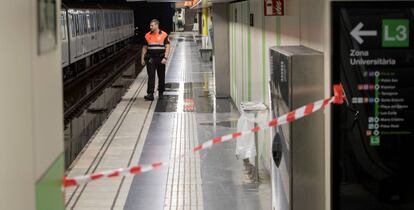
264,0,284,16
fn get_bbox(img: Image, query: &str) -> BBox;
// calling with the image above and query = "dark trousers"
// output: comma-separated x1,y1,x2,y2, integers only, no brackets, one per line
146,56,166,94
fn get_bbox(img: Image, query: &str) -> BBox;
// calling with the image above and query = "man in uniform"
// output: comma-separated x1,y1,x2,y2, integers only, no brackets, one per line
141,19,170,101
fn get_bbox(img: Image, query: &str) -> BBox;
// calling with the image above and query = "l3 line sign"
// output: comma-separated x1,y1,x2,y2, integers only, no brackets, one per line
332,2,414,210
350,19,410,47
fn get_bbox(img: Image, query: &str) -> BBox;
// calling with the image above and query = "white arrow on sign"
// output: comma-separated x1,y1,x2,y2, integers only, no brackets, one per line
350,22,378,44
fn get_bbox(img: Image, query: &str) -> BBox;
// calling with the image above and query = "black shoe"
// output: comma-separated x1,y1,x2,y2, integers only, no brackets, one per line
159,92,164,99
144,94,154,101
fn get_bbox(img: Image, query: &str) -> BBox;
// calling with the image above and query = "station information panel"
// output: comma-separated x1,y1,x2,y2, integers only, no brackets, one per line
332,2,414,210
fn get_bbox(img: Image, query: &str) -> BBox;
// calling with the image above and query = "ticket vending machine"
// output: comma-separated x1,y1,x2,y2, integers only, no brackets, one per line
269,46,324,210
332,2,414,210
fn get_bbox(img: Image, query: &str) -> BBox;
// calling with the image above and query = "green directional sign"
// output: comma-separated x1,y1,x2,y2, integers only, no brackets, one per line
382,19,410,47
370,136,380,146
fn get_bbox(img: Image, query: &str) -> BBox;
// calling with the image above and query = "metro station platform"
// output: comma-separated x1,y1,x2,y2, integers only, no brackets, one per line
64,32,271,210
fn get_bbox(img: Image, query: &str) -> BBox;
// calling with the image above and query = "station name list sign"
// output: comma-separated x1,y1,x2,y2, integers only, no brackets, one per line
332,2,414,210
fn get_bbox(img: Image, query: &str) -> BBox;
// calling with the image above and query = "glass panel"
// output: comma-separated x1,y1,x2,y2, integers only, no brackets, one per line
75,14,79,35
86,14,91,33
61,14,65,40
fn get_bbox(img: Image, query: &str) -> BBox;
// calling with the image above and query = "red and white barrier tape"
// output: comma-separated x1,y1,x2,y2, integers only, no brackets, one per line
63,84,345,188
63,162,165,187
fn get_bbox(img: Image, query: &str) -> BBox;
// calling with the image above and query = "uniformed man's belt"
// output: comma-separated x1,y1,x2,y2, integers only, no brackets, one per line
148,46,166,50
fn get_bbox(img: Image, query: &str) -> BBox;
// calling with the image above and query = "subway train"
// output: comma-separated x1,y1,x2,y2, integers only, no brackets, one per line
61,4,134,81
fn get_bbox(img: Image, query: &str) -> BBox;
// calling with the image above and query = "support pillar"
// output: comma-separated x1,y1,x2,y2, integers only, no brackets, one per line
212,3,230,97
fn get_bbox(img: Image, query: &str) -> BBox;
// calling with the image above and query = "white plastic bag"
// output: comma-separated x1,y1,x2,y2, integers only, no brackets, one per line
235,112,257,160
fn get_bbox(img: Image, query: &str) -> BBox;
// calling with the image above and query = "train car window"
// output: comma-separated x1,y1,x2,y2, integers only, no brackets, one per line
96,12,101,31
75,14,80,36
107,13,111,28
107,12,110,28
104,13,106,28
70,14,75,37
78,14,82,35
79,14,83,35
110,13,112,28
86,14,91,33
76,14,80,35
113,12,116,27
97,13,100,31
83,15,87,34
112,12,115,28
90,13,94,32
94,14,98,32
92,14,96,32
112,12,115,27
79,14,84,35
61,14,66,40
101,13,104,30
104,13,108,28
90,14,94,32
111,12,114,28
119,13,125,26
108,12,111,28
97,13,101,31
91,13,96,32
83,15,86,34
86,14,90,33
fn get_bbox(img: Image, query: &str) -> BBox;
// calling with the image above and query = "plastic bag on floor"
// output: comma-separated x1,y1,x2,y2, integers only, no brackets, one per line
235,112,256,160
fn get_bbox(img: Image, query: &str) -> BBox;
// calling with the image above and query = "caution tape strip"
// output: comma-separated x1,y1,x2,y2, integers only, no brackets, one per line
63,84,345,188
